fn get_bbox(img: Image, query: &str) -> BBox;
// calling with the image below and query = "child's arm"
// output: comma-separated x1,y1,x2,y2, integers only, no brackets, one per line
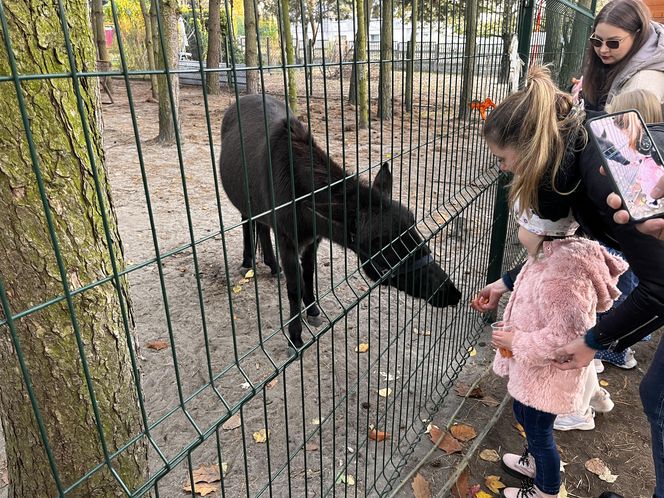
510,277,595,367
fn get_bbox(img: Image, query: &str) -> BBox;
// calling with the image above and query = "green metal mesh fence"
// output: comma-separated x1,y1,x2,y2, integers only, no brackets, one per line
0,0,593,495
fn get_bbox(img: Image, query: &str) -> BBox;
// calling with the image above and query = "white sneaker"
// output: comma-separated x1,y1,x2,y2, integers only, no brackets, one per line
594,358,604,373
501,448,536,479
554,409,595,431
590,387,614,413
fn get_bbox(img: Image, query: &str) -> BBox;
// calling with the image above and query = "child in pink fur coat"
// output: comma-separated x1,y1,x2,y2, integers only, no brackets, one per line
491,208,627,498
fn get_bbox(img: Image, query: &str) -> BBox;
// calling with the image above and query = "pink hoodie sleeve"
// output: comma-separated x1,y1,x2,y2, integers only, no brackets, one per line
510,276,595,366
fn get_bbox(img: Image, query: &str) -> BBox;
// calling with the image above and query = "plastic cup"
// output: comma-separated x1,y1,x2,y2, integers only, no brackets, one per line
491,320,514,358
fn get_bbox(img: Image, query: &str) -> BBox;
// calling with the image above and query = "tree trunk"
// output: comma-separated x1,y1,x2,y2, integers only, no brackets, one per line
405,0,417,112
0,1,148,496
348,36,357,104
378,0,393,119
559,0,593,90
91,0,113,95
207,0,222,94
280,0,297,112
155,0,181,144
459,0,478,119
244,0,259,94
499,0,516,83
139,0,159,99
356,0,368,128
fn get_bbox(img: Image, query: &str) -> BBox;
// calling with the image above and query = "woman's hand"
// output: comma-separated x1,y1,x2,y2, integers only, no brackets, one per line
470,278,509,312
491,329,513,350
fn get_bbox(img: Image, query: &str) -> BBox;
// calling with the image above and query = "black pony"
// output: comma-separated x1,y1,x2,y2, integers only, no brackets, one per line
220,94,461,349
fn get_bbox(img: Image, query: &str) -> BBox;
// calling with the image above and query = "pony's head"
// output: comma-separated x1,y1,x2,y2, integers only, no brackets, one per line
353,163,462,308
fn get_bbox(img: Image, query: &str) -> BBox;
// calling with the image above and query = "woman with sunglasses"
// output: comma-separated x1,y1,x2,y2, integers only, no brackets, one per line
581,0,664,112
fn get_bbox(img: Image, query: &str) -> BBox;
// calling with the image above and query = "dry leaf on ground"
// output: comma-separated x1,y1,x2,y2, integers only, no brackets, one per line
480,395,501,407
369,429,390,441
411,473,432,498
513,422,526,438
253,428,269,443
378,388,392,397
450,423,477,442
559,483,568,498
183,482,219,496
222,414,241,431
336,474,355,486
244,269,254,279
486,474,506,493
468,347,477,357
454,383,484,399
355,343,369,353
232,285,242,294
475,491,493,498
450,468,469,498
146,340,169,351
306,442,319,451
429,424,463,454
600,379,609,387
479,448,501,462
266,378,278,389
192,464,221,483
585,457,618,483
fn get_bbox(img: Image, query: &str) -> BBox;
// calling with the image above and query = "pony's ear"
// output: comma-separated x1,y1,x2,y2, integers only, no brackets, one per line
372,162,393,196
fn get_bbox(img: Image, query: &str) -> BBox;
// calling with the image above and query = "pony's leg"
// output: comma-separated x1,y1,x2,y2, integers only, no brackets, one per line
241,215,255,269
301,238,322,326
278,236,305,349
257,223,280,275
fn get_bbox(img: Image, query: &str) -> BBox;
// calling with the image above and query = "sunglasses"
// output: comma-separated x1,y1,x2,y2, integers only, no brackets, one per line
588,33,633,50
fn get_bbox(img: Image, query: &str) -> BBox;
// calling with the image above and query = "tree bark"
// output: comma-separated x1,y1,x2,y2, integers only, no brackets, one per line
405,0,417,112
207,0,222,94
139,0,159,99
244,0,260,94
459,0,478,119
499,0,516,83
356,0,368,128
91,0,113,95
155,0,181,144
0,1,148,496
280,0,297,112
378,0,393,119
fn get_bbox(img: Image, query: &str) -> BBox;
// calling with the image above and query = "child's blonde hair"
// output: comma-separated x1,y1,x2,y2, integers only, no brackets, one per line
608,89,663,123
483,65,586,215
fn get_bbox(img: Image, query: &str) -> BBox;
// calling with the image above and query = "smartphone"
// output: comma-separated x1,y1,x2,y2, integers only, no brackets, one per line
588,110,664,222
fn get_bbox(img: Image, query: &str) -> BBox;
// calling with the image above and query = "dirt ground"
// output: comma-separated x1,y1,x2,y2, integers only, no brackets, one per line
391,327,659,498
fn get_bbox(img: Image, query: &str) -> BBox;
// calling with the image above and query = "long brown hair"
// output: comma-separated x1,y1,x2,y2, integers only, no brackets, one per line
483,66,585,215
583,0,652,107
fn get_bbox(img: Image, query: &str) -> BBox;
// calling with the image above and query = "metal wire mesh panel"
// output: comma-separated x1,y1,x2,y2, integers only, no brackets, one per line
0,0,592,496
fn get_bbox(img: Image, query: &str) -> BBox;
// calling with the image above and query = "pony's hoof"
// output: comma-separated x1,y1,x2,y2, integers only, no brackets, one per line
307,313,324,327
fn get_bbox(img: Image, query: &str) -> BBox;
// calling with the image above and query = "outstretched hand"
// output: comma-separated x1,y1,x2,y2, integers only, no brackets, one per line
470,278,509,312
551,336,596,370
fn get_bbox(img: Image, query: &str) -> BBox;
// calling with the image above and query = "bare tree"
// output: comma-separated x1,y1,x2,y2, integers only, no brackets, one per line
138,0,159,99
207,0,222,94
356,0,368,128
280,0,298,111
244,0,260,94
91,0,113,97
378,0,393,119
459,0,478,119
404,0,417,112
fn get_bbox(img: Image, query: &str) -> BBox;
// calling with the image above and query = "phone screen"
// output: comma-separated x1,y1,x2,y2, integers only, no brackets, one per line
588,111,664,221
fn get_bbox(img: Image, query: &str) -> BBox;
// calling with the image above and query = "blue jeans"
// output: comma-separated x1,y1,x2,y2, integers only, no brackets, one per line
640,336,664,498
513,399,560,494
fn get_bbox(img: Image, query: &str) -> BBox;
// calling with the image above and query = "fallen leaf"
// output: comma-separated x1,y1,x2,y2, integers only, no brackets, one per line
475,491,493,498
240,278,250,284
192,464,221,483
480,395,501,407
222,414,241,431
252,428,269,443
468,484,481,497
559,483,568,498
485,475,506,493
479,448,501,462
232,285,242,294
355,343,369,353
429,424,463,454
454,383,484,399
450,468,469,498
336,473,355,486
146,340,169,351
266,378,278,390
346,446,354,454
183,481,220,496
411,473,432,498
468,347,477,357
244,269,255,279
241,382,251,390
599,379,609,387
513,422,526,438
380,371,400,381
450,423,477,442
306,442,319,451
368,429,390,441
311,418,320,426
584,457,618,483
378,388,392,397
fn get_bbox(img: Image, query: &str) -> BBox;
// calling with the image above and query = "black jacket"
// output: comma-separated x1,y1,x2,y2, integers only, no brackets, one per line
505,121,664,351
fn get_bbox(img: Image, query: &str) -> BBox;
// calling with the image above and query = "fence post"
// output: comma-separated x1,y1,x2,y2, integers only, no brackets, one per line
517,0,535,82
485,173,511,320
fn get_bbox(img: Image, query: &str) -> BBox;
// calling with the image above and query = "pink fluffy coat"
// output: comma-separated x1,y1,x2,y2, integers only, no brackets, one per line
493,238,628,415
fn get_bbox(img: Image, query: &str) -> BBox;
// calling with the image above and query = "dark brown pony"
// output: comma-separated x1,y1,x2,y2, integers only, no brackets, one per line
220,94,461,349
